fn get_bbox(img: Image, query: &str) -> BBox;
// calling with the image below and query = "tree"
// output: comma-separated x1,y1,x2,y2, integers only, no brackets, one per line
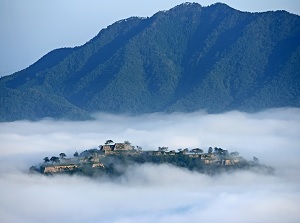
124,140,131,145
253,156,259,163
50,156,60,163
223,150,229,156
43,157,50,163
230,151,239,156
137,146,143,151
208,147,213,154
105,139,114,145
191,148,203,154
183,148,189,154
74,151,79,157
59,153,66,159
214,147,224,155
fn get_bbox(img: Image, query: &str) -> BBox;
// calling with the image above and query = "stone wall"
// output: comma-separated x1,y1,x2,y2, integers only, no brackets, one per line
92,163,105,168
43,164,78,173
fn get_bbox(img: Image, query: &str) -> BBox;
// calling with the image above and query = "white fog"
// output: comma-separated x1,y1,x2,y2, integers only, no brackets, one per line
0,108,300,222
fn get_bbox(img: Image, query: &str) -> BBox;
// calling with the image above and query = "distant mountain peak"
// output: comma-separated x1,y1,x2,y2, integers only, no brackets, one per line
177,2,201,7
1,3,299,121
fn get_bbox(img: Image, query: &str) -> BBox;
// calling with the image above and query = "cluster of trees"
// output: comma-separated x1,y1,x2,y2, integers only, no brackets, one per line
42,151,83,164
164,146,227,155
100,152,264,176
43,156,60,163
41,141,239,165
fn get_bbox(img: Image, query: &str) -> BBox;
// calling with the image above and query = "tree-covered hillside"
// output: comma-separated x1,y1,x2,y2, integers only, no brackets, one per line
1,2,300,121
30,142,274,177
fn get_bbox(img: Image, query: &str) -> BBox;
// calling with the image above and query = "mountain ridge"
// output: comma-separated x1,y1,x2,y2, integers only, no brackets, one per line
1,2,300,121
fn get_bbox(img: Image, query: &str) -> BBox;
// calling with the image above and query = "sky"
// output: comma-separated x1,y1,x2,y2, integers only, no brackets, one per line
1,0,300,77
0,108,300,222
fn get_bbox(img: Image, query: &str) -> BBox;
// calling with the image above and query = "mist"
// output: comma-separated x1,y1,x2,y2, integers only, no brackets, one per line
0,108,300,222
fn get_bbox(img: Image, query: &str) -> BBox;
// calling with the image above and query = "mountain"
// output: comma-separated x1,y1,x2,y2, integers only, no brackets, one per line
1,2,300,121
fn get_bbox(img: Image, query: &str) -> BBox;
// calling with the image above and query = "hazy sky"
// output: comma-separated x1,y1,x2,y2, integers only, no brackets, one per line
1,0,300,76
0,108,300,222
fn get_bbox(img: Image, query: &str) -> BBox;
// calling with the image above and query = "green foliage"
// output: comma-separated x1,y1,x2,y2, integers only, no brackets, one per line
59,153,66,159
105,140,114,145
85,152,272,177
1,3,300,121
50,156,60,163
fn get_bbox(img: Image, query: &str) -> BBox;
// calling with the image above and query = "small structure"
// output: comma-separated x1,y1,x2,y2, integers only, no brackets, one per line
188,154,201,158
168,150,176,156
204,159,214,164
99,143,133,155
100,145,115,155
152,151,164,156
114,143,132,151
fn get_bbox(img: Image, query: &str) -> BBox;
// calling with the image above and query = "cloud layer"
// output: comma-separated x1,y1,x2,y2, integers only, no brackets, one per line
0,108,300,223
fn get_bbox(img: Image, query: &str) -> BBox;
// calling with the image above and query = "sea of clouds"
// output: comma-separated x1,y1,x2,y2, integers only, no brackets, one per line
0,108,300,223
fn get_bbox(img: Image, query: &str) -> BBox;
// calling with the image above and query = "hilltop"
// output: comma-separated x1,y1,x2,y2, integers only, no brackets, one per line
30,140,273,177
1,2,300,121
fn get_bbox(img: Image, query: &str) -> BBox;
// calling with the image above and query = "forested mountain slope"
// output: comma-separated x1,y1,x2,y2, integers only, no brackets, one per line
1,3,300,121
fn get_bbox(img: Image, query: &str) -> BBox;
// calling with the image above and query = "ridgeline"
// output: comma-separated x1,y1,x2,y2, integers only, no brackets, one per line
1,2,300,121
